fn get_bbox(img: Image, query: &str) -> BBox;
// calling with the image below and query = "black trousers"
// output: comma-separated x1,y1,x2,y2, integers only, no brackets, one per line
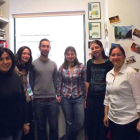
109,119,139,140
86,96,109,140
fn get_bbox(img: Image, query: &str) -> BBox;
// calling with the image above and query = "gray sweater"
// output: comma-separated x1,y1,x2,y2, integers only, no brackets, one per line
29,58,57,99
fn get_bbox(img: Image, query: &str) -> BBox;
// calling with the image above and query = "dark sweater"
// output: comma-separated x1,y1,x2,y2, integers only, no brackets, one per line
0,72,28,137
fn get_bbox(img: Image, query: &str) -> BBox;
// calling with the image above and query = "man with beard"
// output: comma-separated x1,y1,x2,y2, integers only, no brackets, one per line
29,38,58,140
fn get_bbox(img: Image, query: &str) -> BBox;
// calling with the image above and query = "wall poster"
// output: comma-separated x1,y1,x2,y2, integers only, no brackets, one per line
89,22,101,39
88,2,101,20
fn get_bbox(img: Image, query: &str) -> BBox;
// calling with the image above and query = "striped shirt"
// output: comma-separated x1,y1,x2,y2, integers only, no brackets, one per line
57,63,86,99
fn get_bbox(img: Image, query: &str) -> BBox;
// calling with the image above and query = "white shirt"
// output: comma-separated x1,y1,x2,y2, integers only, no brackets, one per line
104,63,140,124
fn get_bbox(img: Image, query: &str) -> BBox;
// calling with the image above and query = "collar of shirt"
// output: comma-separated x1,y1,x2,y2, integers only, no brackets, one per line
109,63,127,76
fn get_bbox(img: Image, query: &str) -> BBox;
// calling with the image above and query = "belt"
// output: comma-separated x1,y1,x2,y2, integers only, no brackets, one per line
34,98,56,102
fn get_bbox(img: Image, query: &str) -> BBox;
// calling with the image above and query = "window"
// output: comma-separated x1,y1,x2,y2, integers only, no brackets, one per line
14,12,86,68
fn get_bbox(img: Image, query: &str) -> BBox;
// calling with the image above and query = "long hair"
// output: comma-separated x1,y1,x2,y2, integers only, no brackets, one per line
15,46,33,74
62,46,81,69
91,40,108,59
0,47,15,74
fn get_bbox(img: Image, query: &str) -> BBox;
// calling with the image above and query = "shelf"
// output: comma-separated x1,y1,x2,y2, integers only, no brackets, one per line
0,38,5,41
0,0,6,4
0,0,8,42
0,17,8,23
0,0,6,2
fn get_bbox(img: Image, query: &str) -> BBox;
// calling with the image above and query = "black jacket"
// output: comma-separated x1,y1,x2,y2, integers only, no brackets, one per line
0,72,28,137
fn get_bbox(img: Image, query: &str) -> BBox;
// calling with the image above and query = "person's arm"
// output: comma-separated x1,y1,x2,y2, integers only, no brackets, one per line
103,85,110,127
104,105,109,127
15,67,31,102
86,60,91,96
85,60,91,108
81,64,86,99
21,79,30,135
53,63,61,103
128,70,140,132
85,82,89,108
23,123,30,135
86,82,89,99
53,63,58,93
56,66,63,103
29,67,35,92
24,75,30,102
137,113,140,132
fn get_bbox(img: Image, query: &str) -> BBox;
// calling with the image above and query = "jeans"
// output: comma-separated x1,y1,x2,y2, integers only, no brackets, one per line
33,98,59,140
0,129,22,140
60,95,85,140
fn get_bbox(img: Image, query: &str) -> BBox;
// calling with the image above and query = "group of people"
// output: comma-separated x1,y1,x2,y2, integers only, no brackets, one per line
0,38,140,140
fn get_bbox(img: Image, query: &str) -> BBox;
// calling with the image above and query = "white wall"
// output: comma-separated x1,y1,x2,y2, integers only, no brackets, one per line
107,0,140,72
9,0,105,62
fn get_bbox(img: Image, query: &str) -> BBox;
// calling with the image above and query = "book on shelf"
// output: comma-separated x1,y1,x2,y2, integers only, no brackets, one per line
0,43,3,47
0,39,5,41
0,39,7,48
0,29,5,32
0,41,7,48
0,29,5,38
0,36,4,39
0,32,5,35
0,29,5,33
0,17,9,22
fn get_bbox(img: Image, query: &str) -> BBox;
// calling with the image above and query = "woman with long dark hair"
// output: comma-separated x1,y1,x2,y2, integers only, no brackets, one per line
57,46,86,140
0,47,29,140
15,46,33,102
86,40,113,140
15,46,34,140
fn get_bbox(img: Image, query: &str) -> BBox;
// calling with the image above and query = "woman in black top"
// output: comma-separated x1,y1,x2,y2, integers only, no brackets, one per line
86,40,113,140
15,46,33,102
15,46,34,140
0,47,29,140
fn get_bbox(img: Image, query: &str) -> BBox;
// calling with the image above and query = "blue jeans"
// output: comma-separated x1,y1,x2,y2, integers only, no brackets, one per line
60,95,85,140
33,98,59,140
0,129,22,140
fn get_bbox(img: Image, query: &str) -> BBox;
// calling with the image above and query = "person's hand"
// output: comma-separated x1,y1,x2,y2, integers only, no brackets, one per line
84,101,86,108
23,124,30,135
26,93,31,102
57,96,61,103
137,120,140,132
103,115,109,127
